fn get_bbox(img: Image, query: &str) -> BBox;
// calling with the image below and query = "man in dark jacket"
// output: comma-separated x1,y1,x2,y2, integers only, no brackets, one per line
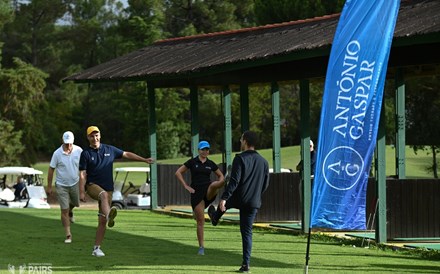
208,130,269,273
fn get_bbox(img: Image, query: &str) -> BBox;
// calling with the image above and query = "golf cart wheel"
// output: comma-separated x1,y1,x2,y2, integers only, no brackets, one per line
111,202,124,209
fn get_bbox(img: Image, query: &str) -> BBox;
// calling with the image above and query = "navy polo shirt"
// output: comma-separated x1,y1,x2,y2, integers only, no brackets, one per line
79,143,124,191
184,156,218,186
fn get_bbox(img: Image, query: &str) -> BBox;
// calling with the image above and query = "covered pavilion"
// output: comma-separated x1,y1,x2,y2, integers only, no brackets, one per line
65,0,440,242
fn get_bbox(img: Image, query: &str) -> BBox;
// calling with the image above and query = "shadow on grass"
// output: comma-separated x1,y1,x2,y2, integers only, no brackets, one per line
0,209,295,272
2,209,440,273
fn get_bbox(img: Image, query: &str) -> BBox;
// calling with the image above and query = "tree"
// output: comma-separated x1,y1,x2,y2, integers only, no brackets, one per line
1,0,86,158
109,0,257,158
2,0,68,68
250,0,345,150
152,87,191,159
0,0,22,166
0,119,24,166
0,57,48,164
117,0,166,50
0,0,48,165
197,88,241,153
254,0,344,25
0,0,370,163
406,76,440,178
164,0,255,37
0,0,13,26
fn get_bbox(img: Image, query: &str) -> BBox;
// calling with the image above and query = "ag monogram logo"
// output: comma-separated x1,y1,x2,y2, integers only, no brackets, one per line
322,146,364,191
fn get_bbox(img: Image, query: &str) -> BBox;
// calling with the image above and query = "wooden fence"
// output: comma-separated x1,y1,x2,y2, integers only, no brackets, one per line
386,179,440,238
156,164,440,239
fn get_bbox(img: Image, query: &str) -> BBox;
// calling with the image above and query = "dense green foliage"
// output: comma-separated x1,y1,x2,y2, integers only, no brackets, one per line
254,0,344,24
406,76,440,178
0,0,438,176
0,1,48,165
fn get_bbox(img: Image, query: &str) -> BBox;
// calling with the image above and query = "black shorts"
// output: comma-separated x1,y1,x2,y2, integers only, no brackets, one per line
191,183,215,210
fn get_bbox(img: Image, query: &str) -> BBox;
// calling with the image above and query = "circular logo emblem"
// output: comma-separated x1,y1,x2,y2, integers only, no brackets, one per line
322,146,364,190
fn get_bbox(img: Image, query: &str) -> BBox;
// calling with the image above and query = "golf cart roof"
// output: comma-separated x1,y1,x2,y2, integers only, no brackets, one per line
0,166,43,175
269,168,292,173
114,167,150,173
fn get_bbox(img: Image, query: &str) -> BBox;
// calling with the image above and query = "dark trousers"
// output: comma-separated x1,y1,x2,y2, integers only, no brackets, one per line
213,205,258,266
240,207,258,266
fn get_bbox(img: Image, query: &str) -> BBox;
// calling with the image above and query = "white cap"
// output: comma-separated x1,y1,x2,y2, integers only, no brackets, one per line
63,131,74,144
310,140,314,148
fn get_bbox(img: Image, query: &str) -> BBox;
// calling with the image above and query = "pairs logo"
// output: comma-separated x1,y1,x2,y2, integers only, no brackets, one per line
8,263,52,274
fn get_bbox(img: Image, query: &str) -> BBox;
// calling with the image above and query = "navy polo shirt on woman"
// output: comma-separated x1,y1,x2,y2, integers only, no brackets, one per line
79,143,124,191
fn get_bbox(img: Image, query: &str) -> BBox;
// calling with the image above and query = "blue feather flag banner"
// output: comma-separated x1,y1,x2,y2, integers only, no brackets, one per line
311,0,400,230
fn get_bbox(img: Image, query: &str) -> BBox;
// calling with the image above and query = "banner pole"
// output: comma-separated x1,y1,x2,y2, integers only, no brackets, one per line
304,226,312,274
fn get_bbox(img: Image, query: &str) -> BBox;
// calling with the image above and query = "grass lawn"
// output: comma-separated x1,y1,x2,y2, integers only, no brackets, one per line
0,208,439,274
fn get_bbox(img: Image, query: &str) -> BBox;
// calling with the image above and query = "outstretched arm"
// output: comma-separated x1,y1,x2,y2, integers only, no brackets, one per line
122,151,154,164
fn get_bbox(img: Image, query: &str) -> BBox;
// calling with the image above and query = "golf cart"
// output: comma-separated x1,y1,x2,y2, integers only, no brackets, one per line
269,168,292,173
0,166,50,209
112,167,151,210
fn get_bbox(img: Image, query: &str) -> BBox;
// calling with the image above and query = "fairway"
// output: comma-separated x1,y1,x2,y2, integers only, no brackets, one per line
1,208,439,274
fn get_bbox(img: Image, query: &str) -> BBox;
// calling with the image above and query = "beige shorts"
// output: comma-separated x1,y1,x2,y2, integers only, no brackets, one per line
85,183,113,213
56,183,80,210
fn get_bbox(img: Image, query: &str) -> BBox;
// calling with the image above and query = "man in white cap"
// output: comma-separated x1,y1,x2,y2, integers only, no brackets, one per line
47,131,83,244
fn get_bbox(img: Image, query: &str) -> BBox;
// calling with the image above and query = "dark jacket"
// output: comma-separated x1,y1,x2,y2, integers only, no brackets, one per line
221,150,269,209
296,150,317,175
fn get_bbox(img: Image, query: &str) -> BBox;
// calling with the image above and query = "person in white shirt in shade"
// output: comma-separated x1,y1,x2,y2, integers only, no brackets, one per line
47,131,83,244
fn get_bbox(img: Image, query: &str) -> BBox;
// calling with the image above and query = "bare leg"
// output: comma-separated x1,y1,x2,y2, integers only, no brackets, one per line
95,191,110,246
206,180,226,201
193,200,206,248
61,208,71,237
95,215,107,246
69,204,75,222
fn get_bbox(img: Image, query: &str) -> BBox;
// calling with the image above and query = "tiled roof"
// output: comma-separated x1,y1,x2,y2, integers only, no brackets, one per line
64,0,440,86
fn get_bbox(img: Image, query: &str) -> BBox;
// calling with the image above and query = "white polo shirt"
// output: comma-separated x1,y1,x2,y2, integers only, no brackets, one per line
49,144,83,187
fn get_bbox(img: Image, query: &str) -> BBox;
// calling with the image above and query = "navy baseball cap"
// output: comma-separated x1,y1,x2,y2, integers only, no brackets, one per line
198,141,210,150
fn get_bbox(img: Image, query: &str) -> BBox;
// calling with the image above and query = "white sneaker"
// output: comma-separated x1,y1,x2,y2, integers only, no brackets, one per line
92,247,105,257
64,235,72,244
